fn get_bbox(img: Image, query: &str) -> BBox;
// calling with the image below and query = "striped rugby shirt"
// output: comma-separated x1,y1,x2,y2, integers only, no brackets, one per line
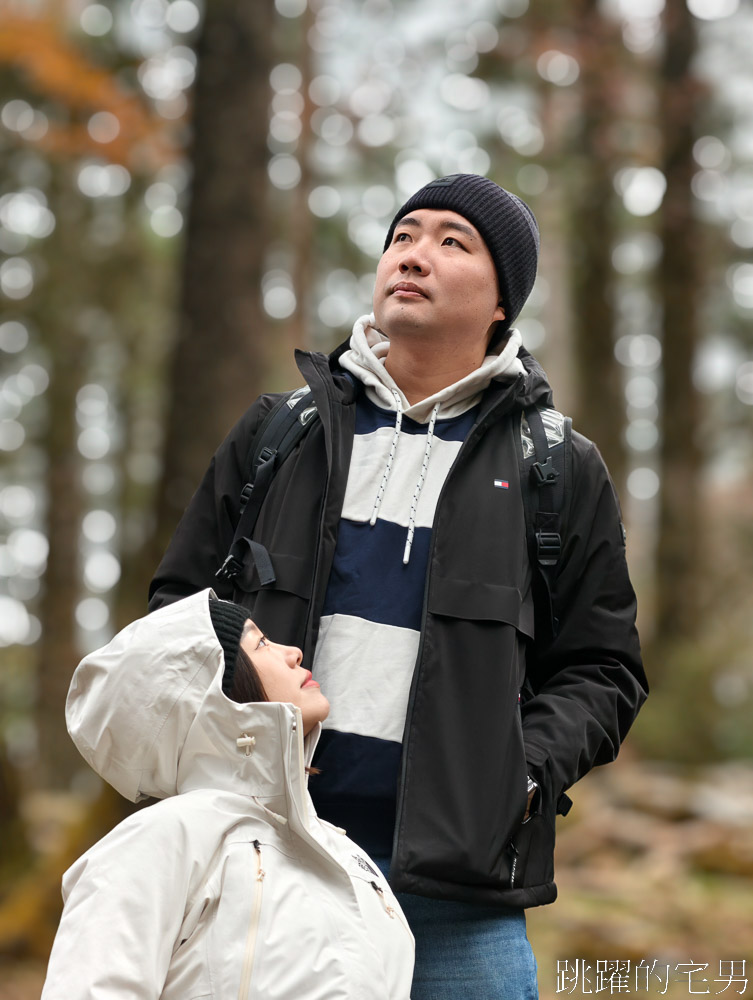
309,315,525,856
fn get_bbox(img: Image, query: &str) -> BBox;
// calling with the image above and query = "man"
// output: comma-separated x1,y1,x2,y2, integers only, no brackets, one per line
149,173,647,998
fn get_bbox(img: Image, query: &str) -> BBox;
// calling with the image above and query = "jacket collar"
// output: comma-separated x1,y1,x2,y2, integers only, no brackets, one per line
295,334,554,424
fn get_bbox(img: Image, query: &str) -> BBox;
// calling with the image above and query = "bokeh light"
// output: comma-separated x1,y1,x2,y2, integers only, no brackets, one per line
83,550,121,592
0,485,36,523
687,0,739,19
308,186,341,218
80,3,114,35
268,154,302,190
75,597,110,631
0,191,55,239
0,257,34,299
263,270,297,319
0,595,31,646
7,528,48,572
165,0,200,33
82,510,117,543
536,51,580,86
627,467,660,500
0,321,29,353
77,163,132,198
616,167,667,216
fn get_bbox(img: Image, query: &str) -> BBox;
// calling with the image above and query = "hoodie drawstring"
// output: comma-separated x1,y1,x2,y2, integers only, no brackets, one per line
403,403,439,565
370,388,403,526
368,392,440,566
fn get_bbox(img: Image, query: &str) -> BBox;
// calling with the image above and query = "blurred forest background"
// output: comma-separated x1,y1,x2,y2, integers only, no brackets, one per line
1,0,753,996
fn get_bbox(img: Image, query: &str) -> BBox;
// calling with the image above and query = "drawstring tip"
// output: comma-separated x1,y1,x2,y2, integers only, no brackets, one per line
402,541,411,565
369,512,378,527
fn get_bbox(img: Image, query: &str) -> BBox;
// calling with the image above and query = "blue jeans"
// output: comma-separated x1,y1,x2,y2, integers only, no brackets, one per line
374,858,538,1000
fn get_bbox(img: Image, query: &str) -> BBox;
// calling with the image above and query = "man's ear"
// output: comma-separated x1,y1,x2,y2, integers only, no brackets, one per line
495,301,506,321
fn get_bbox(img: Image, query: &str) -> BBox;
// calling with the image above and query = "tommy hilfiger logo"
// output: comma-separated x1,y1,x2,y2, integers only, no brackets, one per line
494,479,510,489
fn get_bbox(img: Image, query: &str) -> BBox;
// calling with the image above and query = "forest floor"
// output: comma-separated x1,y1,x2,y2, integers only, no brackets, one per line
2,756,752,1000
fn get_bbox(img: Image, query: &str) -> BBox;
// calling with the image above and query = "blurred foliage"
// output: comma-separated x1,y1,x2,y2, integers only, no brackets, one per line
1,0,753,987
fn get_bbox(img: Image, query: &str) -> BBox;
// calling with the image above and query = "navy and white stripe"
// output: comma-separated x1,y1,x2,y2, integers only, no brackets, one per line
310,395,479,850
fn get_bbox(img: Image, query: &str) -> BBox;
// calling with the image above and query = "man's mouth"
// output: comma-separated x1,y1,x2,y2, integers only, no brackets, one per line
391,281,428,298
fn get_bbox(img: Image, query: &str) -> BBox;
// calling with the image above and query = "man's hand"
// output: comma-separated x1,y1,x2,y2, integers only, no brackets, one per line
523,776,539,822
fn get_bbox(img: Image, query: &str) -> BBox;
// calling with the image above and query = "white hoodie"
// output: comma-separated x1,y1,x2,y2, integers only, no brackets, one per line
340,313,525,423
42,590,414,1000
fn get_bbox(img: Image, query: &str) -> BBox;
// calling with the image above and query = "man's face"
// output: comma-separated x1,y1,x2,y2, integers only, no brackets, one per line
372,208,505,347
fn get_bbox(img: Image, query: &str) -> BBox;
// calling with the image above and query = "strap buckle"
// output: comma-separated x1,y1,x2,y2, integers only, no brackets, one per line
531,457,559,487
216,554,241,580
535,531,561,566
238,482,254,512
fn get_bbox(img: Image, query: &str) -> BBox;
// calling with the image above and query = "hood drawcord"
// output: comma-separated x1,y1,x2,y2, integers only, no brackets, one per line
252,796,288,826
403,402,440,565
369,388,404,526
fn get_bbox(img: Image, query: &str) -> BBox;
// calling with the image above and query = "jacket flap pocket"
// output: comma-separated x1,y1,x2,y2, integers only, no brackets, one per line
523,740,549,768
427,576,533,636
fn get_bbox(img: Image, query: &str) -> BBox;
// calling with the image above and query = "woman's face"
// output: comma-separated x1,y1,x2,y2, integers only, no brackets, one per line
239,621,329,735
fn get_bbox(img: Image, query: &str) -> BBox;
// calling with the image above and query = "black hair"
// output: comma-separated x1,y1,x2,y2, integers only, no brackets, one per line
227,641,269,704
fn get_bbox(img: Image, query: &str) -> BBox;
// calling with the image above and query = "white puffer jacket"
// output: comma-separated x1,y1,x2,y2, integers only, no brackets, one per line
42,590,414,1000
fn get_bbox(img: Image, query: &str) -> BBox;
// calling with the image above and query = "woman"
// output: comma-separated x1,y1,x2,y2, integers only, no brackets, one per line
41,589,414,999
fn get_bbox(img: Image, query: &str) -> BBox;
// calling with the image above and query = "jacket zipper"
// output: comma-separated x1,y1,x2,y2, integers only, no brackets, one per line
370,881,414,939
297,353,351,658
370,881,396,918
392,377,527,867
237,840,266,1000
509,841,519,888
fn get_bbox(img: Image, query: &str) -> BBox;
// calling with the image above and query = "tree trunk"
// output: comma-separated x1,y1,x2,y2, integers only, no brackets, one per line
34,173,89,789
152,0,275,560
287,4,316,362
567,0,626,495
654,0,704,645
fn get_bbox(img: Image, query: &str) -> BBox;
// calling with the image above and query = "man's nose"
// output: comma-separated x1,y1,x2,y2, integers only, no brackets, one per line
399,255,428,273
399,260,424,273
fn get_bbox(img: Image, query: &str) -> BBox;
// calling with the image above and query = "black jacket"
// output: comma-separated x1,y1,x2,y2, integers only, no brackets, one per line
149,342,647,908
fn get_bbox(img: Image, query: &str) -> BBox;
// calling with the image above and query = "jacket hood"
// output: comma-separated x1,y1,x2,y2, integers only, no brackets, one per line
338,313,527,422
66,590,320,810
515,346,555,411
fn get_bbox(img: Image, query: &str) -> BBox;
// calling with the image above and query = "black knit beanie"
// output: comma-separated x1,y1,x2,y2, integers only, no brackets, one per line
208,599,249,695
383,173,540,332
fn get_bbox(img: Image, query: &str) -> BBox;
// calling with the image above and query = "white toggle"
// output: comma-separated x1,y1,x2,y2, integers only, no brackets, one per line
237,733,256,756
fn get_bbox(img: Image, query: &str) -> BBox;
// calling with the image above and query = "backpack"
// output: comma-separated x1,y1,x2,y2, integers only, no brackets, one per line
217,386,571,640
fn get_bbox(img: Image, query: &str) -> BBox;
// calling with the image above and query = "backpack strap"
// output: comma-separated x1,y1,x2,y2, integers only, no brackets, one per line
216,386,320,586
520,405,572,640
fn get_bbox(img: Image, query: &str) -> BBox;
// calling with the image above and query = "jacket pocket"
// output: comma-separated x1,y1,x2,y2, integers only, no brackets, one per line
237,840,266,999
399,575,532,890
427,577,534,639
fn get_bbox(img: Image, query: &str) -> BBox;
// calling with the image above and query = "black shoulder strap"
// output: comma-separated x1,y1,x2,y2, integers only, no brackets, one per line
521,405,572,641
216,386,320,585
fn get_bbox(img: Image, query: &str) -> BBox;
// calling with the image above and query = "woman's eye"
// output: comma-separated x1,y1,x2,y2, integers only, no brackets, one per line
257,635,269,649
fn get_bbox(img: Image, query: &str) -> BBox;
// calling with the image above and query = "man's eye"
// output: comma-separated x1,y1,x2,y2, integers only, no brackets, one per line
443,237,463,248
394,232,410,242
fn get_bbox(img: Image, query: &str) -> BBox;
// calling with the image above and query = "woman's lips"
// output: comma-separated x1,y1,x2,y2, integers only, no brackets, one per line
301,670,319,688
